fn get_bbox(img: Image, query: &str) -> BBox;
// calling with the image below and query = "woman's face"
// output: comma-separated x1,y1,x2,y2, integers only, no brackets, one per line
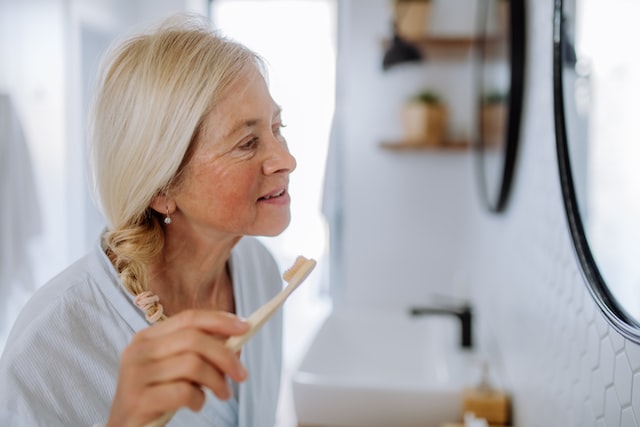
170,68,296,240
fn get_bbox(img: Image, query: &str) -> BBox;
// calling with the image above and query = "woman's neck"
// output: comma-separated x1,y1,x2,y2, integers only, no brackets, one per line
147,236,240,316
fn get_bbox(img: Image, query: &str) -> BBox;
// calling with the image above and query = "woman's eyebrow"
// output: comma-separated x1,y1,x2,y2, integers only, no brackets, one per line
223,105,283,139
223,118,259,140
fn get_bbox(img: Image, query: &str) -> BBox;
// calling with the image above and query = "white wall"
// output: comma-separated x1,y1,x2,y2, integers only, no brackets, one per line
334,0,640,426
332,0,479,310
0,0,68,306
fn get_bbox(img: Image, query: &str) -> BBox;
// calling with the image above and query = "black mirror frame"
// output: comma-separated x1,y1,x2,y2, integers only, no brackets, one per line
552,0,640,343
475,0,526,213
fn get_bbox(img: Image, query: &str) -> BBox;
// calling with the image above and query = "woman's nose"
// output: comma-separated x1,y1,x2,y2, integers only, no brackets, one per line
263,136,297,175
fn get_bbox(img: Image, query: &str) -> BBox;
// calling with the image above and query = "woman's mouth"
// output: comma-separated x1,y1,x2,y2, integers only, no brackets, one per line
259,188,286,201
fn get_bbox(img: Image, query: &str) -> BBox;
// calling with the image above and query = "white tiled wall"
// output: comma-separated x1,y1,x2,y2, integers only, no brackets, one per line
466,1,640,425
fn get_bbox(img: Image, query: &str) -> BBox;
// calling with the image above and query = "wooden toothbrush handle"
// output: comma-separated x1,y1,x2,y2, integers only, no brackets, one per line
143,411,174,427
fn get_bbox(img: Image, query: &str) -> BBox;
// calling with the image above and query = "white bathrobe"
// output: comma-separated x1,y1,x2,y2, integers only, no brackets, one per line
0,235,283,427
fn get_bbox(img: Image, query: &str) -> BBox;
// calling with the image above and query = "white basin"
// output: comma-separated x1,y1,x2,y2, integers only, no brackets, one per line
292,308,484,427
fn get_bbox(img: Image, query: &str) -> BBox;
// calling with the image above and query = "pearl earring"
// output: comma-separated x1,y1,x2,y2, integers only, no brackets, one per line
164,208,172,225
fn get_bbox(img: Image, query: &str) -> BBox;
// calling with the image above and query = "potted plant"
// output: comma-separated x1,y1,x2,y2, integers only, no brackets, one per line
480,91,507,147
393,0,434,40
401,89,448,146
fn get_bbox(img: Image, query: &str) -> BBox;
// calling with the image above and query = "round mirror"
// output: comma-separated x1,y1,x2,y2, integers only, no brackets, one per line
474,0,526,213
553,0,640,343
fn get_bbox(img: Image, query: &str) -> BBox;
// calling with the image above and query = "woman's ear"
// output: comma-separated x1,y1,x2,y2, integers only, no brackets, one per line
150,193,175,216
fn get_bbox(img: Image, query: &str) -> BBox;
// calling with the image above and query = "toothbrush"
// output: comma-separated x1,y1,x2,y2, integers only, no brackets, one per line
225,256,316,351
143,255,316,427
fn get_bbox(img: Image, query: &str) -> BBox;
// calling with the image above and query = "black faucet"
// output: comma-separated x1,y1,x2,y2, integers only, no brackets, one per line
409,304,473,349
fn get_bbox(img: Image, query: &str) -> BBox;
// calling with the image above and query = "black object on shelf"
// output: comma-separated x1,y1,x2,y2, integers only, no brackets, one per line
382,28,423,70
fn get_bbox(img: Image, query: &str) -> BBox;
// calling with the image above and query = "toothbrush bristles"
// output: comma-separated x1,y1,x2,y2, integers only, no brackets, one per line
283,256,313,282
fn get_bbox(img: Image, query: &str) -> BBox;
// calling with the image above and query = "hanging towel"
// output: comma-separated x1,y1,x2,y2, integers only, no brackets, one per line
0,94,41,300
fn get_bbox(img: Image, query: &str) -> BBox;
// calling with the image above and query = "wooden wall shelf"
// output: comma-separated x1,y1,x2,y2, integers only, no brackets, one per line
409,35,478,48
380,140,471,151
382,35,504,59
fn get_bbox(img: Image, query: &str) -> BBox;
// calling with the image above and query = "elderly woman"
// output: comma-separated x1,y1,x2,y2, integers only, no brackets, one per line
0,14,295,427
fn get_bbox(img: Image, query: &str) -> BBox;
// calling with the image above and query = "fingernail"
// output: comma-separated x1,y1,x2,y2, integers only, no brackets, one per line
237,364,248,381
234,317,248,328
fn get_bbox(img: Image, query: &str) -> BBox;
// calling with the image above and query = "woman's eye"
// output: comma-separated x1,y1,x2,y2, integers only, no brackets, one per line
239,137,259,150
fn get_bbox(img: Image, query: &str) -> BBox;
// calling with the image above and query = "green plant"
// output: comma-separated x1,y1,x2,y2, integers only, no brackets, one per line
482,91,507,105
409,90,441,104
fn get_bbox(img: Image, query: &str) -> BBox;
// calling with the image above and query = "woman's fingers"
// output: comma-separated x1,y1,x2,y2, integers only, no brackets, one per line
129,322,248,383
108,309,251,426
138,381,207,414
137,309,249,340
125,309,250,388
137,350,241,400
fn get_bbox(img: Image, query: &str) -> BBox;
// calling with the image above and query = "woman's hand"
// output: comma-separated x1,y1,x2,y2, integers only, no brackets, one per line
105,310,249,427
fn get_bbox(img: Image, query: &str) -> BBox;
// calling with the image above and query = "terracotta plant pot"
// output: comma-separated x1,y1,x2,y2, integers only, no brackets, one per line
394,1,433,39
401,101,447,146
481,102,507,148
497,0,509,36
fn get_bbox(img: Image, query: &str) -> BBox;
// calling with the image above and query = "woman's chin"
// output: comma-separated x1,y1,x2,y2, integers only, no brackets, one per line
256,216,291,237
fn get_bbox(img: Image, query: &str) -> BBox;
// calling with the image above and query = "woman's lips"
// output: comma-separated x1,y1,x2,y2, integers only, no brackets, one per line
258,188,291,205
258,188,289,204
260,188,285,200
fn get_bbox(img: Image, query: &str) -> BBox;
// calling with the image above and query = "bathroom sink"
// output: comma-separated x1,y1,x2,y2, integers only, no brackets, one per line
292,308,483,427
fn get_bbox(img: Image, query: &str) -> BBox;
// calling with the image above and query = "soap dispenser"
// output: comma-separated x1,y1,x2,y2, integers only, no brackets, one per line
461,361,511,425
